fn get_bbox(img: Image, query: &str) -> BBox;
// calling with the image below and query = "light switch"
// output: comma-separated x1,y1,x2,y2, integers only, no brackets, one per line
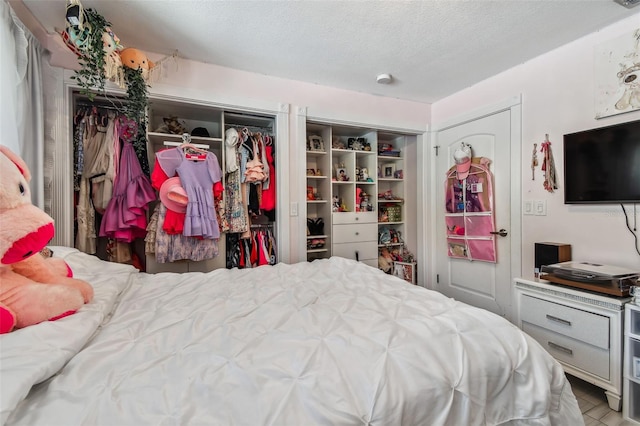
290,202,298,216
534,200,547,216
523,200,533,215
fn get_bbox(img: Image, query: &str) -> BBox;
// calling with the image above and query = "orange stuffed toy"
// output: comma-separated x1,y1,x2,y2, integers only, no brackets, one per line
0,145,93,333
119,47,155,80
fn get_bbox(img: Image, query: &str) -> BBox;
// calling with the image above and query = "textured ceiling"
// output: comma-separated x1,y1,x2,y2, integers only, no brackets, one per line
20,0,638,104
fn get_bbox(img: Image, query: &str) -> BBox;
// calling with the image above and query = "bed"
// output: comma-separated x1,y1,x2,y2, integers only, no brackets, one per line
1,247,583,425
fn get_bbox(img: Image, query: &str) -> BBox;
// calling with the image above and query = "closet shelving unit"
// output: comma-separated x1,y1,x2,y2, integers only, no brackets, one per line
377,132,406,252
305,123,332,261
304,122,415,274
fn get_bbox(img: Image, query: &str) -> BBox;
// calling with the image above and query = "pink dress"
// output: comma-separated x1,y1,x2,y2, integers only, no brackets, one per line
100,141,156,242
156,148,222,239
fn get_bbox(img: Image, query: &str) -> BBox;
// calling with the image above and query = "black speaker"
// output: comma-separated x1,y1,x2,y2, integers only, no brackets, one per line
534,242,571,276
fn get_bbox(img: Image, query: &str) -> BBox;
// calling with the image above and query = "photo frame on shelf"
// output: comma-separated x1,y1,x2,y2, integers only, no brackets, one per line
335,165,348,181
384,164,396,178
308,135,324,152
393,261,416,285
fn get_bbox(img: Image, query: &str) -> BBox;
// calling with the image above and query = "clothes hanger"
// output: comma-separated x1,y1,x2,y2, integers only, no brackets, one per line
178,133,209,160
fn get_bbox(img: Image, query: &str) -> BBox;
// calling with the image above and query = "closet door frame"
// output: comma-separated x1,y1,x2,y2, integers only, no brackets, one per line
51,72,291,264
295,107,427,284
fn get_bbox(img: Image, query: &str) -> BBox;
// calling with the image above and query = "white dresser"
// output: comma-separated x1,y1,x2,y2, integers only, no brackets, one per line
331,213,378,267
514,278,629,411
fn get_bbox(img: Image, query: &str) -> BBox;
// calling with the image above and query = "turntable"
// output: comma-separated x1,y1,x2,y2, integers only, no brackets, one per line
540,261,640,297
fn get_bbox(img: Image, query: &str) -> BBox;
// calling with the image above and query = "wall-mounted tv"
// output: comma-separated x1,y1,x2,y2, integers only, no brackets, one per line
563,120,640,204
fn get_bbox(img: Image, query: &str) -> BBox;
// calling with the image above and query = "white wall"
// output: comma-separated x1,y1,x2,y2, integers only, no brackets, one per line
432,14,640,273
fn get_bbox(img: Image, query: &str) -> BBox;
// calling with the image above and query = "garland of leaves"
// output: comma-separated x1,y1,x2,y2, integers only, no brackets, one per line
68,6,151,175
123,67,151,176
70,8,109,100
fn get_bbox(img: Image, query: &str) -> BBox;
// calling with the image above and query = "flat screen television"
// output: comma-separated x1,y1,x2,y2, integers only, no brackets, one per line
563,120,640,204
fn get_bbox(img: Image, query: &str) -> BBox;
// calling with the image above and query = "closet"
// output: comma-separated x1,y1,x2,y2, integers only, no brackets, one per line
304,121,418,280
70,92,278,273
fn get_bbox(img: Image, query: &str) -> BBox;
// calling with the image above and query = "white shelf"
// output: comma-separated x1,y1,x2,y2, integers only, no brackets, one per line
624,303,640,424
307,248,328,253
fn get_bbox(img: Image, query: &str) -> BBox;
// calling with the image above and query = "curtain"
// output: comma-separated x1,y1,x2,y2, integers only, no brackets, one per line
1,2,52,210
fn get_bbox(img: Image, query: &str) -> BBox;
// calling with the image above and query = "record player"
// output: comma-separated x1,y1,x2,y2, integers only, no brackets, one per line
540,261,640,297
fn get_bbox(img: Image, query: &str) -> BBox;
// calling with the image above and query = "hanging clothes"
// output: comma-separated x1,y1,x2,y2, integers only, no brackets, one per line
89,111,117,214
75,111,101,254
444,157,496,263
75,177,96,254
244,135,266,183
226,226,277,268
154,203,219,263
99,118,156,242
260,137,276,212
72,110,86,191
224,164,248,233
155,147,223,239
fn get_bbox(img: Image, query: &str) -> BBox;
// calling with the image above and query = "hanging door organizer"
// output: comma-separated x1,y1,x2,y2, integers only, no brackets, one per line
444,158,497,262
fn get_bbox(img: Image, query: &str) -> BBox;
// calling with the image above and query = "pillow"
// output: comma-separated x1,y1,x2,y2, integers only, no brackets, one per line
0,248,138,423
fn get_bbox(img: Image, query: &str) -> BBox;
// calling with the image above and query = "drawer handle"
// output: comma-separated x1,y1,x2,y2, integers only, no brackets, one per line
548,341,573,355
355,250,359,262
355,232,359,236
355,217,359,221
546,314,571,326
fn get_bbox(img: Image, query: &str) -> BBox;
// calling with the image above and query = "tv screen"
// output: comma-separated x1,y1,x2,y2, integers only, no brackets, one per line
563,120,640,204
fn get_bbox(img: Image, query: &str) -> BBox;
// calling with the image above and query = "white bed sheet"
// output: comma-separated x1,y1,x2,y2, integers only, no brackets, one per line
0,248,138,424
5,254,583,425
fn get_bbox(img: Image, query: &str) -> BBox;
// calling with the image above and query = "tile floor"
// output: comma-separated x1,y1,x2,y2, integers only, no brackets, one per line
567,374,636,426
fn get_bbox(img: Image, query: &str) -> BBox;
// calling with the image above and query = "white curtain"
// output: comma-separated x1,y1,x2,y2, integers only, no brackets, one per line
1,2,52,210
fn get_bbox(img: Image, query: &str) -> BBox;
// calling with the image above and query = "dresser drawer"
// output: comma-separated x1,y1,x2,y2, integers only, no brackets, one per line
332,212,377,225
520,294,609,350
332,223,377,244
523,322,610,380
332,242,377,262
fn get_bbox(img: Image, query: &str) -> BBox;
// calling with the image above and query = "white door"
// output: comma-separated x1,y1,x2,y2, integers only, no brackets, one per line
434,103,521,319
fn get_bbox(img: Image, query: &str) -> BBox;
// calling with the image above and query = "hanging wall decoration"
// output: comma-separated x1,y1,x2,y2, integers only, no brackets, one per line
540,134,557,193
595,27,640,119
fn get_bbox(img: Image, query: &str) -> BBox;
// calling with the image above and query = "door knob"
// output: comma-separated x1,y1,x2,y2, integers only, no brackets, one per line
490,229,508,237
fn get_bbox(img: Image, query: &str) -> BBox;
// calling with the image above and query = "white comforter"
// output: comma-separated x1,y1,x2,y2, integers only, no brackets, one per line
4,250,582,425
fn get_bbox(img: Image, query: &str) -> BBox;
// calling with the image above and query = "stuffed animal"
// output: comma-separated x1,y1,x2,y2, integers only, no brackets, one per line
119,47,155,80
0,145,93,333
102,27,125,88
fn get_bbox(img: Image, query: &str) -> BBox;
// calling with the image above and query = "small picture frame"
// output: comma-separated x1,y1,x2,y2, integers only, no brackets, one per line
384,164,396,178
335,166,348,181
393,261,417,284
308,135,324,152
634,356,640,379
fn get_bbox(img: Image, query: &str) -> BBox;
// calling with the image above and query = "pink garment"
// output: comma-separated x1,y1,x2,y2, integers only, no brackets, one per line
100,141,156,242
259,144,276,211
